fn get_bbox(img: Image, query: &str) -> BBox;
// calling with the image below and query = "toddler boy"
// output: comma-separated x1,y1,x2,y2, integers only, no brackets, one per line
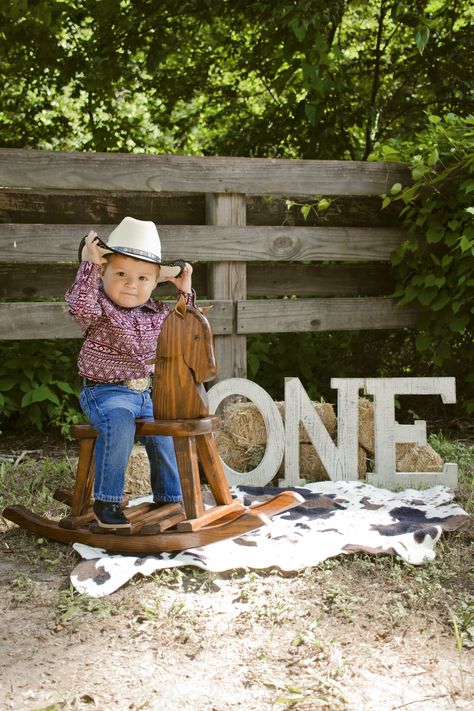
65,216,194,530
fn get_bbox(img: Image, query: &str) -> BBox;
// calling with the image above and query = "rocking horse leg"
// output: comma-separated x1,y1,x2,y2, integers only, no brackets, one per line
71,437,96,517
196,433,233,506
173,436,205,520
58,435,97,530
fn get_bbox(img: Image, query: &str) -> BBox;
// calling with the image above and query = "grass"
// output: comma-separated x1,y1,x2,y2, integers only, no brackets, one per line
0,457,75,528
429,432,474,511
1,436,472,648
54,583,123,627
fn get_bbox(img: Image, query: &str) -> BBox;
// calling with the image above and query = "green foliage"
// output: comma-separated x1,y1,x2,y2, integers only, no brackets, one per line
247,329,425,402
429,432,474,511
55,584,119,626
0,340,83,436
248,324,472,423
0,1,472,158
285,196,333,222
451,597,474,650
372,113,474,412
0,456,74,522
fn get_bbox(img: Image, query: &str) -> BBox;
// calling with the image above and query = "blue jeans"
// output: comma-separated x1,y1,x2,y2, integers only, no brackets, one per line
79,384,183,504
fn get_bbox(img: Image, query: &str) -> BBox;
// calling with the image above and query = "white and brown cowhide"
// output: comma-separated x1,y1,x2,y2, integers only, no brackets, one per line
71,482,471,597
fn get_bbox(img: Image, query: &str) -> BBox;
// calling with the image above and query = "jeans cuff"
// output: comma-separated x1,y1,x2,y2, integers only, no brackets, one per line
94,495,123,504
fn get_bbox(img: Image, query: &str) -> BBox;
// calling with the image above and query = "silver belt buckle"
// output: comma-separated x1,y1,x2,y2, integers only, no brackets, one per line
125,377,150,392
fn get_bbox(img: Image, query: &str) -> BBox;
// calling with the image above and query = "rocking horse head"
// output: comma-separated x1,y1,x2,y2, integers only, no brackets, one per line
151,295,217,419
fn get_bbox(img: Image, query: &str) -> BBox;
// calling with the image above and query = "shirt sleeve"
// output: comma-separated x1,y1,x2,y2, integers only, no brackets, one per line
64,261,104,333
177,288,197,307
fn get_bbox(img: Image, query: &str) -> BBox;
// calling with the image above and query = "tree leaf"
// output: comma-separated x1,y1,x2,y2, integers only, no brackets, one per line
418,287,437,305
426,226,445,243
448,314,469,332
304,103,317,125
317,198,330,212
415,25,430,54
26,385,60,406
459,236,473,253
0,378,17,391
431,291,451,311
427,148,439,166
415,332,432,351
300,204,312,220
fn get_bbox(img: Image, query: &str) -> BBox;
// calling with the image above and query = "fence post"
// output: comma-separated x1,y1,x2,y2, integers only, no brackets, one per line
206,193,247,380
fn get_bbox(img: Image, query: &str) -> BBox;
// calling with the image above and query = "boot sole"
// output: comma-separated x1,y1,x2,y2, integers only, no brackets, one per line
93,514,130,530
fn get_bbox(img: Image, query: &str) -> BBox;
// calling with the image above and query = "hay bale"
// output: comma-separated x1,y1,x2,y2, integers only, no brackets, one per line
221,399,336,448
124,444,150,496
214,430,264,472
358,398,375,454
358,446,367,478
396,442,444,472
356,396,445,471
287,401,337,442
221,402,267,448
277,444,367,482
218,398,369,481
281,443,327,482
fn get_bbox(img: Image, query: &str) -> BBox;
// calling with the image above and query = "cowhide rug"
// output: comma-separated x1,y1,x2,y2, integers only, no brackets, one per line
71,482,471,597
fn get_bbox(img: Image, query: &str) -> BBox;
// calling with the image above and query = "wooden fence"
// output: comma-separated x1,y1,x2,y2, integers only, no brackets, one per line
0,148,420,379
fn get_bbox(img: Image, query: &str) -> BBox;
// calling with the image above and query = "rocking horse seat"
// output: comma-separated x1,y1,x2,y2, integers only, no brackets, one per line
71,417,221,440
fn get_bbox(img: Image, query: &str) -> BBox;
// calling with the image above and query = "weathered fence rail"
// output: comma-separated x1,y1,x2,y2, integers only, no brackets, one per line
0,148,417,378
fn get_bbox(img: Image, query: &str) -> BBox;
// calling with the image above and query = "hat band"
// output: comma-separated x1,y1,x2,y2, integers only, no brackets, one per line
110,246,162,263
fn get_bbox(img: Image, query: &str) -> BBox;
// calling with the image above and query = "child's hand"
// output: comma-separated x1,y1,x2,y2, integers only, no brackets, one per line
80,231,110,266
167,262,193,293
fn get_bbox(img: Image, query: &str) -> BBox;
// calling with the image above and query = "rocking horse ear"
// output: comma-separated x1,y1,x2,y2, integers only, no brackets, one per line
175,294,187,319
198,305,214,314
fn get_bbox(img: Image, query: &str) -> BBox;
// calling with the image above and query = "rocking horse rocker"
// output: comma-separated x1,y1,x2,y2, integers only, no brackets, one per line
3,297,303,553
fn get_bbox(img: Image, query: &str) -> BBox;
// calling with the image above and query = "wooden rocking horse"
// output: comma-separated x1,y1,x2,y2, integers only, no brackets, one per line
3,297,303,553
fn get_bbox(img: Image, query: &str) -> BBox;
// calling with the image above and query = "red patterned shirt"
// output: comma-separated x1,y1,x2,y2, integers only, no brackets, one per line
65,261,195,381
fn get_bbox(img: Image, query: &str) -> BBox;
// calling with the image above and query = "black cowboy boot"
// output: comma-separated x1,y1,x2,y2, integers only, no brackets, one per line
93,501,130,529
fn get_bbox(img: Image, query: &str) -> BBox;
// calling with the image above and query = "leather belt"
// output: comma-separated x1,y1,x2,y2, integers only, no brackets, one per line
83,377,151,392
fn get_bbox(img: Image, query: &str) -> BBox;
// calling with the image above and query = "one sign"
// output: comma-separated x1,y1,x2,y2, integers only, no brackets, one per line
207,377,458,490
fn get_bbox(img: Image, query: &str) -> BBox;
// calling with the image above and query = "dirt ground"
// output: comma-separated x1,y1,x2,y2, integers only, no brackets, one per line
1,435,473,711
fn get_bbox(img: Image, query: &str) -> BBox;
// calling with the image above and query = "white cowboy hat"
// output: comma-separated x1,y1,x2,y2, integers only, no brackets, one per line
79,217,184,283
105,217,184,283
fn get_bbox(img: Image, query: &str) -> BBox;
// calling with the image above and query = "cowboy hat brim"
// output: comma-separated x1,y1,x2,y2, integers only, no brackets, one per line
77,236,185,283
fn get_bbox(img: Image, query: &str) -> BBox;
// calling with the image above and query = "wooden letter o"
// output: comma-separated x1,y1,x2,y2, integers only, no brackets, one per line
207,378,285,487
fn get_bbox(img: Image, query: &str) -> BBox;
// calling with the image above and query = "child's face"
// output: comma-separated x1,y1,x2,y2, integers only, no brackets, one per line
101,253,160,308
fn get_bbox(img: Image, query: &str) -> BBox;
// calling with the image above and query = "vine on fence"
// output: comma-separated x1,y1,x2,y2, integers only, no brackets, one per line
372,113,474,412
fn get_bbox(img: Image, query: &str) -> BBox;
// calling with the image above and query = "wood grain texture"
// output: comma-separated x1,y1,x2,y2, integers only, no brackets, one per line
0,188,402,227
0,148,410,196
0,263,207,298
0,300,232,339
2,491,303,552
173,437,205,520
0,187,206,225
246,263,395,297
151,298,217,419
206,193,248,380
237,297,422,332
195,433,234,505
0,223,405,262
0,262,394,299
176,500,244,531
